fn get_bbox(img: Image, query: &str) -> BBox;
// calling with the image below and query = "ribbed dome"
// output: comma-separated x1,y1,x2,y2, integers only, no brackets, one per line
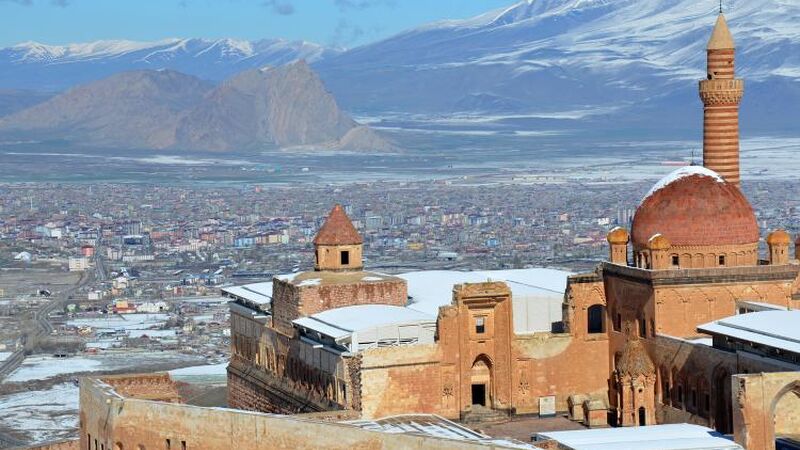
767,230,791,246
617,338,655,377
632,166,758,248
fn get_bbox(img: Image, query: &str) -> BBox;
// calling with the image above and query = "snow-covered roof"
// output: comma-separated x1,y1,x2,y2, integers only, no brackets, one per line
221,282,273,305
347,414,533,449
399,268,572,317
535,424,743,450
293,305,435,340
698,310,800,355
643,166,725,203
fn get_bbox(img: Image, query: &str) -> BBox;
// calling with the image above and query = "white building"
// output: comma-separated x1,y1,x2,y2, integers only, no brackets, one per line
68,256,91,272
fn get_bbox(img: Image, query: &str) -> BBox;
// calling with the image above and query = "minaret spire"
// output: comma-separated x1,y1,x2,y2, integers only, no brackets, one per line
699,12,744,187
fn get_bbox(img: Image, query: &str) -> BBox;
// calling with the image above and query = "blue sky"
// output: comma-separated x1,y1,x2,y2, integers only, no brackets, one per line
0,0,516,48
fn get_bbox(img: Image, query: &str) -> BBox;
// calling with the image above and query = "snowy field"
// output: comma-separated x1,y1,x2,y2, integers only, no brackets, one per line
0,383,79,443
67,313,169,332
169,362,228,384
0,351,214,444
5,351,203,383
0,352,12,363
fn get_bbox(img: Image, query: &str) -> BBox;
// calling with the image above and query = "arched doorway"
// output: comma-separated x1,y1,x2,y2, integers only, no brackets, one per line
771,381,800,443
713,369,732,434
471,355,493,408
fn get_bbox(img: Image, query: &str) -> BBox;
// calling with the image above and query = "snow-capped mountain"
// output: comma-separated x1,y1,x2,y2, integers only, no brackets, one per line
314,0,800,133
2,0,800,134
0,38,338,91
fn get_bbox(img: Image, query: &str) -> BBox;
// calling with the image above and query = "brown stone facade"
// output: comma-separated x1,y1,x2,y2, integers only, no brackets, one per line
732,372,800,450
232,275,611,421
99,373,181,402
315,243,363,272
601,261,800,433
79,377,505,450
270,273,407,335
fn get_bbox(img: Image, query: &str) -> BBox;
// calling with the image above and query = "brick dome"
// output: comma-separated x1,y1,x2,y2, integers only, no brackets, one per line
632,166,758,248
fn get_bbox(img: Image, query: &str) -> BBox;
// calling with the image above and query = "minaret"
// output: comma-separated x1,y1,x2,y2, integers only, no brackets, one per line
699,13,744,187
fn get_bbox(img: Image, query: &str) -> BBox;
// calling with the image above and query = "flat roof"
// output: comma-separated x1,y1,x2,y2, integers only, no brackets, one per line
293,304,434,340
536,424,743,450
698,310,800,355
221,282,273,305
275,271,400,287
347,414,533,449
399,268,573,317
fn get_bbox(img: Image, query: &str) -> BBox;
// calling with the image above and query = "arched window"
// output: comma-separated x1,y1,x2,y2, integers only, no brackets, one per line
587,305,606,334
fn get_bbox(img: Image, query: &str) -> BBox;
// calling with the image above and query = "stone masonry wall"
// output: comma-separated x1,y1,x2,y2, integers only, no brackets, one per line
80,378,513,450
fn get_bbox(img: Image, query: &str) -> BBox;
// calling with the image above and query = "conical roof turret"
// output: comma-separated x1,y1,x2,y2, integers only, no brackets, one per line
708,13,735,50
313,204,363,246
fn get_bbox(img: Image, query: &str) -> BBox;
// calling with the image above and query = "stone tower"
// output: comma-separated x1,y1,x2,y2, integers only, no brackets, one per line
699,13,744,187
313,204,363,271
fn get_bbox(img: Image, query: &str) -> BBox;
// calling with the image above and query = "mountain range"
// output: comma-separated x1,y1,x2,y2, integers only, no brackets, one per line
0,38,337,92
2,0,800,146
0,61,391,152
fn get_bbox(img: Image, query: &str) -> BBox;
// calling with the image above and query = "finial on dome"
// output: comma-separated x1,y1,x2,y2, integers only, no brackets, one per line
708,13,735,50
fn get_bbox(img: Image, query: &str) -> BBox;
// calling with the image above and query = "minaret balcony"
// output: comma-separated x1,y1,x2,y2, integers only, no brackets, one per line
699,79,744,105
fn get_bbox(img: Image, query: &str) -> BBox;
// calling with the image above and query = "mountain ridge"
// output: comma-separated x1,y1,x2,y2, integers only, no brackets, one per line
0,61,394,153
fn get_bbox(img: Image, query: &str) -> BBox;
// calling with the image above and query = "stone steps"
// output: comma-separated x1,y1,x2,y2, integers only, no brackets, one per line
460,405,510,425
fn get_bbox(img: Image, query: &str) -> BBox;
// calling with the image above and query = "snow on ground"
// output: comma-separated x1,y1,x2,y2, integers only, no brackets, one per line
169,362,228,377
0,352,12,363
67,313,169,332
0,383,79,443
5,351,203,383
5,356,103,382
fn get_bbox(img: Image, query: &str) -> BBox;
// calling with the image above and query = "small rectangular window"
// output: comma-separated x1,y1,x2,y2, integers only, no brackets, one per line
475,317,485,334
181,441,187,450
719,255,726,266
340,250,350,265
672,255,679,266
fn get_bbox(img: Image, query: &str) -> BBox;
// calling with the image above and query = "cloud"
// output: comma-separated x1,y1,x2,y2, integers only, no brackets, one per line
333,0,395,12
329,19,364,47
262,0,294,15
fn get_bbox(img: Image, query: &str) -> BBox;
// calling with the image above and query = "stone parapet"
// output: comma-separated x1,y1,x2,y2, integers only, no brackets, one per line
602,261,800,286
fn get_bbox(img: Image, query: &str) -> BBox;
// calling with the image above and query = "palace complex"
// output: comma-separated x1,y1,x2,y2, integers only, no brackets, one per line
223,14,800,450
32,12,799,450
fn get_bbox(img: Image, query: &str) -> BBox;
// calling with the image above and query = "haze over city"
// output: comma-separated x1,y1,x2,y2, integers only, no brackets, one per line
1,1,799,449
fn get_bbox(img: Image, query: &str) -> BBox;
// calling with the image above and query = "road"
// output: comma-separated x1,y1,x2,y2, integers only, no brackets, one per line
0,254,97,383
0,256,99,448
